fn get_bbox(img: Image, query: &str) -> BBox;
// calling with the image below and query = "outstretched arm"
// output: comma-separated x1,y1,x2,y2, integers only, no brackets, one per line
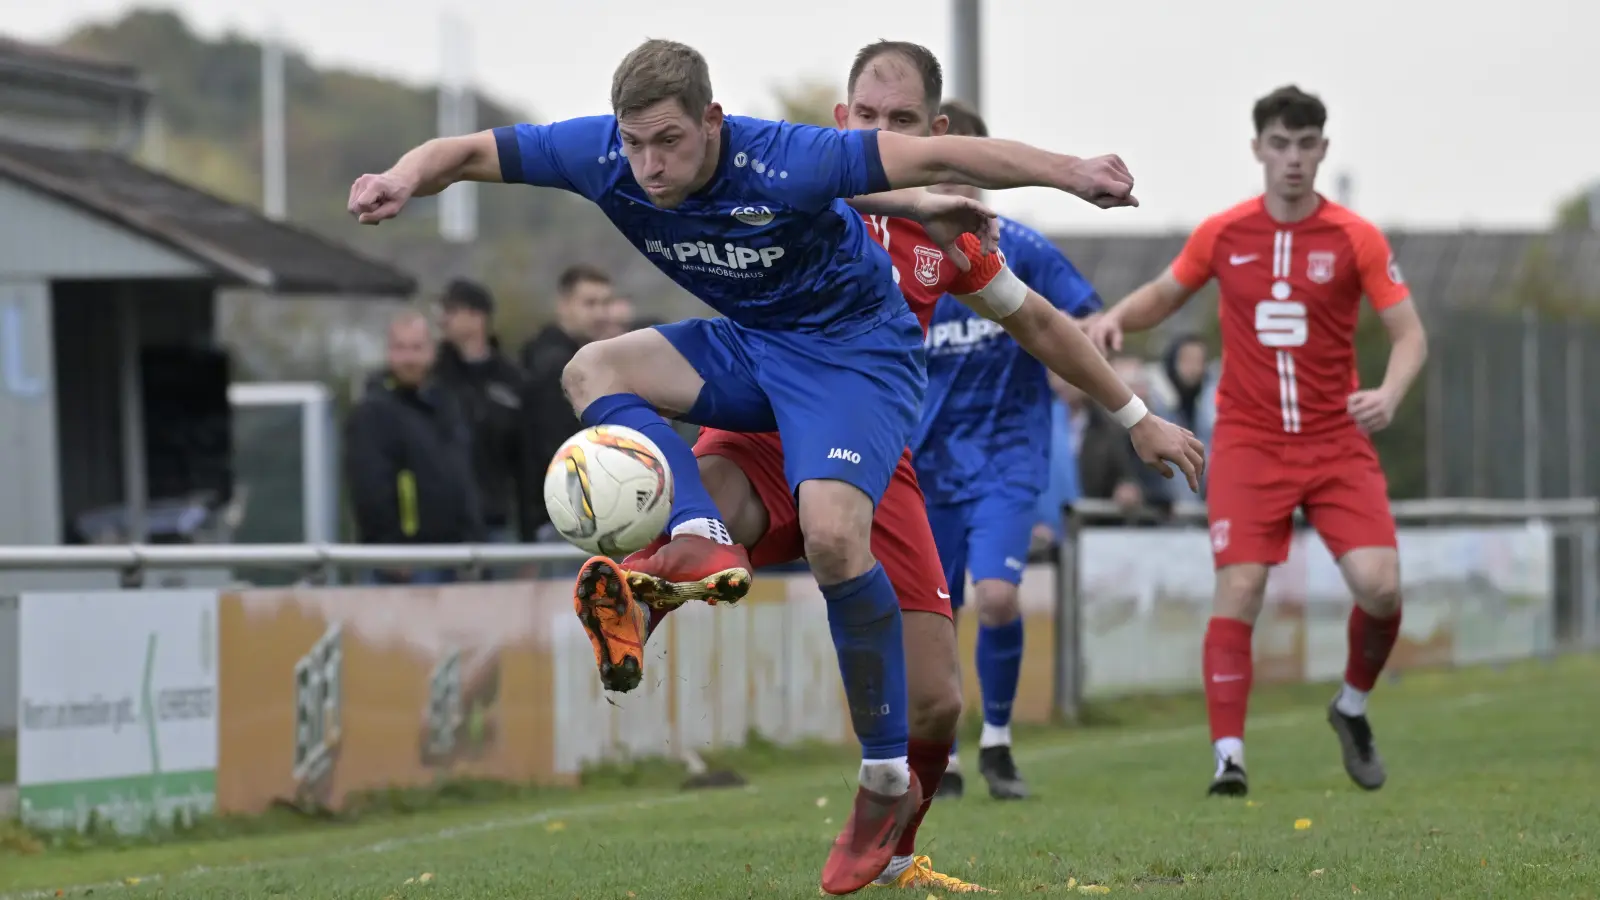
951,259,1206,491
874,131,1137,208
385,132,504,198
1086,268,1199,353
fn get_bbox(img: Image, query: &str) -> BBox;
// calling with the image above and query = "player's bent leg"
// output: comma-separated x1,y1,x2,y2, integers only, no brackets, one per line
972,578,1028,800
1326,546,1402,791
800,479,920,896
569,323,767,609
1205,563,1270,797
571,555,650,693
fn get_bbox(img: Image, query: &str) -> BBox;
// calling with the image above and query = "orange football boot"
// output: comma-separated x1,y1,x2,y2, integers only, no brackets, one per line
572,555,649,693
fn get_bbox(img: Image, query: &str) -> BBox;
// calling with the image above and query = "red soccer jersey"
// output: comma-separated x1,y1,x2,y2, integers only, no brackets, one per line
1170,195,1410,438
861,214,1001,332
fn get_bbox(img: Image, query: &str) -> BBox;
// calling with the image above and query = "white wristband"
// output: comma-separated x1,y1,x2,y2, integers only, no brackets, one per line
966,264,1029,321
1111,395,1148,429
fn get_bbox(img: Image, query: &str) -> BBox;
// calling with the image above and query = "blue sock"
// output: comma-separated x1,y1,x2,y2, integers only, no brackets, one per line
977,618,1025,729
580,393,721,532
822,564,909,762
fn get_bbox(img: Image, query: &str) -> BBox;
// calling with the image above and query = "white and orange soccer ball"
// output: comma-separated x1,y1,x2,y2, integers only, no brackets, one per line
543,425,674,557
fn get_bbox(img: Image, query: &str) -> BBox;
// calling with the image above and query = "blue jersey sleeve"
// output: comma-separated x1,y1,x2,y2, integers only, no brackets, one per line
769,123,891,212
1001,219,1102,316
492,116,618,200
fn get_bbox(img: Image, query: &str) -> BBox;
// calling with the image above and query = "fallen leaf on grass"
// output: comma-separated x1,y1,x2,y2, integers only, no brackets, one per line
404,878,415,886
824,817,833,824
123,879,140,887
745,864,753,874
1245,800,1260,808
545,821,566,833
1077,886,1111,895
1294,818,1313,830
419,873,433,883
1351,886,1361,894
816,797,828,808
1310,869,1325,877
1480,859,1487,867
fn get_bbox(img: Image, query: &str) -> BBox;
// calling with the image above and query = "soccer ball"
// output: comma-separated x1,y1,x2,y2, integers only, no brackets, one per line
543,425,674,557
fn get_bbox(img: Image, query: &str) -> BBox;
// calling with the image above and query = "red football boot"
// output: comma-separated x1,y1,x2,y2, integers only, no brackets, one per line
821,772,924,896
620,533,752,609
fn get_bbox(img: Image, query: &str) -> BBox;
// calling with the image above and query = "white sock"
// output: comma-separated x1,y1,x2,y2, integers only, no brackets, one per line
1335,682,1369,717
1213,737,1244,775
945,751,961,771
979,722,1012,749
859,757,911,796
875,855,915,885
671,517,732,545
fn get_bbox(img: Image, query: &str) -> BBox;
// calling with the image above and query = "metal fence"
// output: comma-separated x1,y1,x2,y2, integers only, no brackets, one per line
1425,310,1600,501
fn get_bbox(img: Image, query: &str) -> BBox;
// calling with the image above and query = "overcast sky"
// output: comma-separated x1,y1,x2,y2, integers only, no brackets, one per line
9,0,1597,234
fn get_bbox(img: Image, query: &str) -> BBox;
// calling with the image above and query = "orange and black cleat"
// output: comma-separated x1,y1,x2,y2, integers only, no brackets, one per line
621,534,752,609
572,556,650,693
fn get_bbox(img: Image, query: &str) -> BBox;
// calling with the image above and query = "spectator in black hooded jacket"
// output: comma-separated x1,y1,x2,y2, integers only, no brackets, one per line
433,279,536,545
519,264,616,539
344,310,482,583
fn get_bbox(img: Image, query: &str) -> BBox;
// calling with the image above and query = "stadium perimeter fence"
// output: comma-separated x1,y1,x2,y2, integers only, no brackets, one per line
0,494,1594,832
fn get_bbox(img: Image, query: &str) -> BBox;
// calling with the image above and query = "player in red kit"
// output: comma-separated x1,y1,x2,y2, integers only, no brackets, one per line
1088,85,1428,797
574,41,1203,895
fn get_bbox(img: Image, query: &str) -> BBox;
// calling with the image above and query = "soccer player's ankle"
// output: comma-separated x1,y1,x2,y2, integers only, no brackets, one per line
876,855,915,884
978,722,1012,749
859,756,911,795
1335,682,1369,717
670,517,732,545
1214,737,1245,766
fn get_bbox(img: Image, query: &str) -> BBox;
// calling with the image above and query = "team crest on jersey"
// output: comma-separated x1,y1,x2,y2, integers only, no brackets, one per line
1210,519,1231,553
1387,254,1405,284
1306,251,1336,285
912,245,944,287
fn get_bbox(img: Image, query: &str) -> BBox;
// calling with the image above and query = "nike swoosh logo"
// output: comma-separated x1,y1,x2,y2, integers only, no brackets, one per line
1211,673,1246,682
1229,254,1259,265
937,589,950,599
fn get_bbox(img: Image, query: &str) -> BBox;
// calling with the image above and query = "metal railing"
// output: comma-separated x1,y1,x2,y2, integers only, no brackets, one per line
1051,496,1600,724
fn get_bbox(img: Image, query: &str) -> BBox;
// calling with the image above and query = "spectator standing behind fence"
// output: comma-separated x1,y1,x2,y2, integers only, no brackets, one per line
344,311,483,583
519,264,618,540
1068,357,1176,520
432,279,537,548
1148,333,1219,452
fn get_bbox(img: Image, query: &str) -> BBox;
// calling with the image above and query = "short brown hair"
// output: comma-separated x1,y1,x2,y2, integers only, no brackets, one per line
848,41,943,114
1252,85,1327,135
939,99,988,138
611,39,713,119
557,264,610,297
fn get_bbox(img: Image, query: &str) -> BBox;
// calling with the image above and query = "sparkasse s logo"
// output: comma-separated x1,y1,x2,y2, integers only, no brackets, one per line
731,205,774,226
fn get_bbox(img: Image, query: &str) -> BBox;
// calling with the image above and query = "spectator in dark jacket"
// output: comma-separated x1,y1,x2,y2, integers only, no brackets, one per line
344,311,482,583
433,279,536,544
520,264,616,539
1057,356,1175,523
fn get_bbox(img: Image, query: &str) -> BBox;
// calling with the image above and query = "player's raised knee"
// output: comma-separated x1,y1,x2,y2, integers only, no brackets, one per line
561,340,614,410
796,482,875,583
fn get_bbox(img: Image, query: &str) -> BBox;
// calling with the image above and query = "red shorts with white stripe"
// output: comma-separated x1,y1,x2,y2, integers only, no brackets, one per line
692,429,953,619
1204,425,1396,568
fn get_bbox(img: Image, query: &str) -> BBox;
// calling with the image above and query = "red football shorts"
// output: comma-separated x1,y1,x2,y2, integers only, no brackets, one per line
692,429,953,619
1204,426,1397,568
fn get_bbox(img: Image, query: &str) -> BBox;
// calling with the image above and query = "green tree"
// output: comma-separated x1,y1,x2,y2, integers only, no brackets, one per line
1554,183,1596,230
771,79,839,127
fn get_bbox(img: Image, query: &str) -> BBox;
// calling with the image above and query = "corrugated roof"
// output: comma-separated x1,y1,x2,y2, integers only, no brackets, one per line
0,37,149,96
0,137,416,296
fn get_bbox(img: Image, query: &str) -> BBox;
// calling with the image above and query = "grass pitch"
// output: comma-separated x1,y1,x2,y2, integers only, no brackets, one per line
2,655,1596,899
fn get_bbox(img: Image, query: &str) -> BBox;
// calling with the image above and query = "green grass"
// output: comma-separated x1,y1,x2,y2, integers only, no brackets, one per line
2,655,1597,899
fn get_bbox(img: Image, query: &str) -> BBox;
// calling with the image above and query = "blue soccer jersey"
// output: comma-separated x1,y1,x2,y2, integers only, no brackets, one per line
911,217,1101,505
493,115,902,337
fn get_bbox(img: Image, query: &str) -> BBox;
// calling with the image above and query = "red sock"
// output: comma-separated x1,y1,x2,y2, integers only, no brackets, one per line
1202,617,1254,742
894,737,952,857
1345,605,1402,691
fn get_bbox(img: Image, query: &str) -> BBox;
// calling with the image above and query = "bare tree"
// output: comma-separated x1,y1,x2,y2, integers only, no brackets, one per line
771,79,838,127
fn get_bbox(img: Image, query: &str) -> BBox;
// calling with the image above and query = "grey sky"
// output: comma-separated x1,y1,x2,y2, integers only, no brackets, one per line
10,0,1597,234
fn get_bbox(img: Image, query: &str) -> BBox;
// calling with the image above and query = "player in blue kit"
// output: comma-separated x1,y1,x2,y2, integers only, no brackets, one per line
348,38,1181,895
916,101,1104,801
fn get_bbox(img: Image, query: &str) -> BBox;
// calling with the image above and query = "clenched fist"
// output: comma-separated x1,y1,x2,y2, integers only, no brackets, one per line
348,172,416,225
